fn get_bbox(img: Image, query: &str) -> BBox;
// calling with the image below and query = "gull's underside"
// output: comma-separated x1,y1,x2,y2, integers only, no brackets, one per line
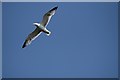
22,6,58,48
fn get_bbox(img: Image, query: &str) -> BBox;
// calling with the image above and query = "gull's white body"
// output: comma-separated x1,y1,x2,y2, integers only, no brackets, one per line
22,6,58,48
33,23,51,36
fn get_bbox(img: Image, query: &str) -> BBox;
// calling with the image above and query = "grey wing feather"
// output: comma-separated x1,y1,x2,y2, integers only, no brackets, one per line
41,6,58,27
22,28,41,48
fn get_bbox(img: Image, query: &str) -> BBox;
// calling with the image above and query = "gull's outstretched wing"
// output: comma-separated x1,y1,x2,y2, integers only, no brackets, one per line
40,6,58,27
22,28,41,48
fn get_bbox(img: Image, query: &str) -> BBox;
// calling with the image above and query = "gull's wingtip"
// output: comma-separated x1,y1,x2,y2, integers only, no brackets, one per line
22,41,27,48
54,6,58,10
50,6,58,12
22,43,26,48
55,6,58,8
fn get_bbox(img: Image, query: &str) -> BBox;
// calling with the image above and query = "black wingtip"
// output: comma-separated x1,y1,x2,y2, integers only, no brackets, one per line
54,6,58,9
22,42,26,48
50,6,58,12
22,44,25,48
22,46,25,48
54,6,58,10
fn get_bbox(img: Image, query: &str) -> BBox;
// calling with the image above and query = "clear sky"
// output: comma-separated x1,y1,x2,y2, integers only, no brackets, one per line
2,2,118,78
0,2,2,79
1,0,119,2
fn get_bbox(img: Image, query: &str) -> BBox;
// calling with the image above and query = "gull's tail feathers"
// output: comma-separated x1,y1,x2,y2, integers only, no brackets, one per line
46,31,51,36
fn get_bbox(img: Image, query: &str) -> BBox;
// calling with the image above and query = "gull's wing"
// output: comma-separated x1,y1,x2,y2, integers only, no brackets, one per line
40,6,58,27
22,28,41,48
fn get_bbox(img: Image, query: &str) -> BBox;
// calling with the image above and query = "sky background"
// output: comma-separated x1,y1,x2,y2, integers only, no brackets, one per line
0,2,2,79
1,0,119,2
2,2,118,78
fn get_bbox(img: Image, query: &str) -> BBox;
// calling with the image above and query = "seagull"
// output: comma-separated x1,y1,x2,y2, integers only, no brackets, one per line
22,6,58,48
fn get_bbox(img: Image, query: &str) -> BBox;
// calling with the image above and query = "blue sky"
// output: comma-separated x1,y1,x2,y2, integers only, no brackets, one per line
2,2,118,78
0,3,2,79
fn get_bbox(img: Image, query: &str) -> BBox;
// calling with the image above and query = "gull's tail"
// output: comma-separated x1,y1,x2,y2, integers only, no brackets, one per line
46,31,51,36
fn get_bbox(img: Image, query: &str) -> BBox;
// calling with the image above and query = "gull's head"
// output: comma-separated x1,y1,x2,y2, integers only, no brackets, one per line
33,22,40,27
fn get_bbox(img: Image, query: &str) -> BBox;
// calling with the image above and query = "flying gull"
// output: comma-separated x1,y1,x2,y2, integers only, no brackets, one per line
22,6,58,48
